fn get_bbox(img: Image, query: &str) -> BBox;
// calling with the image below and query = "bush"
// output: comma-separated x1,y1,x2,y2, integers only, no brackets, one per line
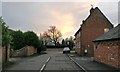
24,31,40,48
11,30,25,50
41,45,47,51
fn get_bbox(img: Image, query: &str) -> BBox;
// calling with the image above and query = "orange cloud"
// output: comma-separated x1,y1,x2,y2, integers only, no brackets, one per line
51,11,74,38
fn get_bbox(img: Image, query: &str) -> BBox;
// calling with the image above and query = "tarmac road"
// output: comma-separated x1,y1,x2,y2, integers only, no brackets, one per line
44,48,82,71
3,48,83,72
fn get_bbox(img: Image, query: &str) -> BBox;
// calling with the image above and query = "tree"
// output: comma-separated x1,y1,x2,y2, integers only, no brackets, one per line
11,30,25,50
10,30,46,52
0,18,1,47
68,36,74,50
43,26,62,46
1,17,12,47
64,38,69,46
24,31,40,48
42,31,51,45
69,36,74,41
37,34,47,52
0,17,12,61
62,39,65,46
64,36,74,50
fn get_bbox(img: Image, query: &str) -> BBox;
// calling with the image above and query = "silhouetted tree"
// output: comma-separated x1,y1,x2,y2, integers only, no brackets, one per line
42,31,51,45
62,39,65,46
43,26,62,46
68,36,74,50
64,36,74,50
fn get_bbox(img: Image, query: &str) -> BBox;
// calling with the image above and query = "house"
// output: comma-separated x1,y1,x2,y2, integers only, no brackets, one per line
74,28,81,55
74,7,113,56
93,24,120,68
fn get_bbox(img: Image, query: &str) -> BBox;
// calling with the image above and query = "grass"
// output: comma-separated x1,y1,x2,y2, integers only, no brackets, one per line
2,61,16,69
40,51,47,55
32,51,47,56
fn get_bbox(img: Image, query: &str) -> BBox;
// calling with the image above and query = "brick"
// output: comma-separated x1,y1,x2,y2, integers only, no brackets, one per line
74,7,113,56
94,41,120,68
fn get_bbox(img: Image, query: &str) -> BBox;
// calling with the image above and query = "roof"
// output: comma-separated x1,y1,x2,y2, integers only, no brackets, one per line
81,7,113,28
93,24,120,42
74,7,113,36
74,27,81,36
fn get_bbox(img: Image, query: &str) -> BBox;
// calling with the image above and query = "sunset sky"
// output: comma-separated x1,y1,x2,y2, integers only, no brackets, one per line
1,0,119,39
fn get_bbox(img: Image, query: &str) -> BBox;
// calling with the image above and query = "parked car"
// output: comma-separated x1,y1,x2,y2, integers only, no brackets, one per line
63,47,70,54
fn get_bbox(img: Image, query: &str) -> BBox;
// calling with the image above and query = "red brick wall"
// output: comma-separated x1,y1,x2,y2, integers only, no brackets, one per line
75,48,80,55
26,46,37,56
0,46,10,62
74,31,81,55
0,48,2,63
80,8,113,56
11,46,37,57
2,47,6,62
94,41,120,68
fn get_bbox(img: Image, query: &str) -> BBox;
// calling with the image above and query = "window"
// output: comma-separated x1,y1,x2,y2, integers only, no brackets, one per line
104,28,109,33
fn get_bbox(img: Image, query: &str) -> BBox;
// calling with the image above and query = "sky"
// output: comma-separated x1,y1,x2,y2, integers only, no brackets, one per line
1,0,120,39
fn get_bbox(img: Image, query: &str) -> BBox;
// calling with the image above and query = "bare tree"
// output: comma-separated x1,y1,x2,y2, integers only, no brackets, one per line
42,31,51,45
43,26,62,46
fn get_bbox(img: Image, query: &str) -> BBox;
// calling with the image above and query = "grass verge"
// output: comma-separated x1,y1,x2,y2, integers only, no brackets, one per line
2,61,15,69
40,51,47,55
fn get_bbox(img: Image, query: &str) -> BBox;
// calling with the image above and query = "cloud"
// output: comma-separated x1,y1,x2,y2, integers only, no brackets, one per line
2,0,119,2
2,2,118,39
97,2,118,26
0,3,1,15
50,11,74,38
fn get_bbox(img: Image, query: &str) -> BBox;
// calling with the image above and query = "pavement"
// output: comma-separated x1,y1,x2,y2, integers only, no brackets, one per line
69,53,119,72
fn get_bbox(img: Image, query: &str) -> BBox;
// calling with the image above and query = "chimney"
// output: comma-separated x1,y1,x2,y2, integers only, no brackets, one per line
90,7,94,15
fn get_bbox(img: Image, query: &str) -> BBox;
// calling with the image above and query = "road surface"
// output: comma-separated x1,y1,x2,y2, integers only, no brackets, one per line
3,48,83,72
